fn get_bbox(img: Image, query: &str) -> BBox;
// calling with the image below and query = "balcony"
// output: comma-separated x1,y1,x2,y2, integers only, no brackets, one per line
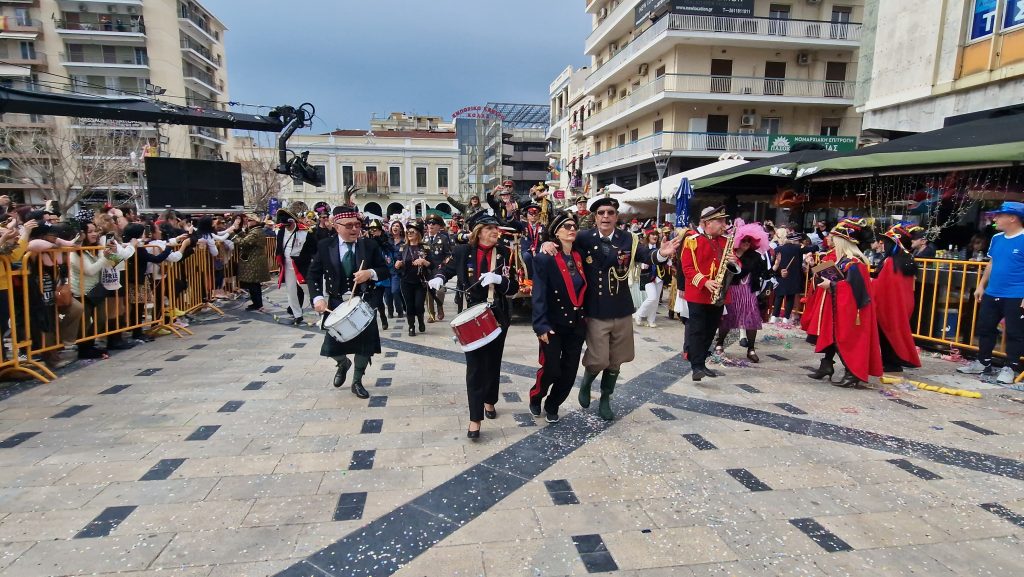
584,131,853,173
178,10,219,45
585,74,855,135
184,69,222,95
1,17,42,34
585,0,636,55
180,38,221,69
60,50,148,73
0,50,46,66
0,112,53,128
189,126,227,146
55,18,146,44
586,13,862,93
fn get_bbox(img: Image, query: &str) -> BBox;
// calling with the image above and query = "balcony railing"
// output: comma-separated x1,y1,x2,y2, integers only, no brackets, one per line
180,39,221,67
586,74,854,131
586,131,815,172
55,20,146,34
0,51,46,65
585,0,635,53
179,9,218,43
59,51,148,66
586,13,862,91
189,126,226,142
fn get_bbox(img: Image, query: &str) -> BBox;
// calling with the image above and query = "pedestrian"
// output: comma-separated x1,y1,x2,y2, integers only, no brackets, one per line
957,201,1024,383
529,211,586,423
236,213,271,312
308,205,389,399
429,211,519,439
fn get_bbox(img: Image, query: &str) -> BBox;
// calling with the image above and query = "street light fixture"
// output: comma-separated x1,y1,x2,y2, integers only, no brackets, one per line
652,148,672,227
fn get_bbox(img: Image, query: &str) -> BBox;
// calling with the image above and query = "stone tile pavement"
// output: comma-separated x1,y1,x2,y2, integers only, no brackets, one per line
0,287,1021,576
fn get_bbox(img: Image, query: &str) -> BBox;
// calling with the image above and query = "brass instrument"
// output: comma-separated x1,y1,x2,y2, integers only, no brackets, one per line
710,233,739,306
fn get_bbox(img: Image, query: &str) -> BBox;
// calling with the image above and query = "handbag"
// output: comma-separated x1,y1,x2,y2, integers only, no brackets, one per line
55,282,72,308
85,283,109,306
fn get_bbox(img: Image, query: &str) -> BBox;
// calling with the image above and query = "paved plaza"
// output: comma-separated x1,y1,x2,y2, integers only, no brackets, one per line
0,286,1022,577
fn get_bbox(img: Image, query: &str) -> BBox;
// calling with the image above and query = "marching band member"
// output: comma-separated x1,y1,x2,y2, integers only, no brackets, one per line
530,182,552,226
807,218,882,388
634,228,670,328
395,221,428,336
423,214,452,322
681,206,738,381
871,224,921,373
714,221,769,363
520,203,545,279
308,205,389,399
529,211,586,423
274,208,315,325
366,219,391,331
541,196,680,420
429,211,519,439
574,195,595,230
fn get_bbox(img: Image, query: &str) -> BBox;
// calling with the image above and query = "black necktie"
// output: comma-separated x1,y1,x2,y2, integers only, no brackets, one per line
600,236,613,260
343,242,355,275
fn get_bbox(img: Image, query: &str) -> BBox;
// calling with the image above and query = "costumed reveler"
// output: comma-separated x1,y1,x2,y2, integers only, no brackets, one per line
715,220,769,363
807,218,882,388
275,206,315,325
429,211,519,439
529,211,586,423
872,224,922,373
634,227,671,328
308,205,389,399
800,235,835,341
366,219,391,331
396,221,428,336
423,214,452,322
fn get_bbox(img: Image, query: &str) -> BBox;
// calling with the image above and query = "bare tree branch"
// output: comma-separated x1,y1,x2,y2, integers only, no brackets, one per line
236,136,284,214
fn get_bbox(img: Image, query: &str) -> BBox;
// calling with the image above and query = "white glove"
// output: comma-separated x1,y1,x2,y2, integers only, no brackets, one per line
480,272,502,287
428,277,444,291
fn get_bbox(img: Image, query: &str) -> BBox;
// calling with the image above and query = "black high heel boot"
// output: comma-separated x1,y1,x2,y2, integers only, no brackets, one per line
808,358,835,381
407,316,416,336
418,315,426,333
834,369,864,388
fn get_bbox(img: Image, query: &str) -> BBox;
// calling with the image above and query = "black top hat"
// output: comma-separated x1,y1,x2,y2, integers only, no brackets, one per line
275,208,298,224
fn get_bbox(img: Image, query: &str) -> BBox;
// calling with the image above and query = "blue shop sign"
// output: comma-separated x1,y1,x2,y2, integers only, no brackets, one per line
1005,0,1024,30
971,0,999,40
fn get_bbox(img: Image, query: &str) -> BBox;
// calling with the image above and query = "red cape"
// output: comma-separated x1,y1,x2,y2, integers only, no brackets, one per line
873,258,921,367
814,259,883,382
801,250,836,335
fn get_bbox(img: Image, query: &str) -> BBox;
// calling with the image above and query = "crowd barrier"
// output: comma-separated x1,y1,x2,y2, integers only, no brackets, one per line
0,236,279,384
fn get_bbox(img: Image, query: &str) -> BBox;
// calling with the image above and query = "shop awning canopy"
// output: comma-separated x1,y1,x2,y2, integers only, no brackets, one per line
618,158,748,216
690,149,841,193
802,114,1024,180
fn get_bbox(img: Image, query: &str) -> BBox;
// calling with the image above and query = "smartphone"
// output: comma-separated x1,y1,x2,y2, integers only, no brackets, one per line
144,225,152,237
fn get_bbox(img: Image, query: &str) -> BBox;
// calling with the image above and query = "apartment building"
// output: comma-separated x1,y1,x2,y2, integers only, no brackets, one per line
0,0,232,205
579,0,864,190
256,119,461,219
548,65,591,195
456,102,551,201
857,0,1024,133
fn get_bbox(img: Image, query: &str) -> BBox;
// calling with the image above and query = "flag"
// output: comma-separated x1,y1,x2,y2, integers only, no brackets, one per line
674,177,693,228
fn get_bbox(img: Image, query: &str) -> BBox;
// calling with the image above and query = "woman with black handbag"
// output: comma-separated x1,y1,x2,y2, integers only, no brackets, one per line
70,222,117,359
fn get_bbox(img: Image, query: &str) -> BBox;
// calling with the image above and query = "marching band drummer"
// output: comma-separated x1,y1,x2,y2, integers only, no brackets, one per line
428,211,519,439
529,211,586,423
308,205,390,399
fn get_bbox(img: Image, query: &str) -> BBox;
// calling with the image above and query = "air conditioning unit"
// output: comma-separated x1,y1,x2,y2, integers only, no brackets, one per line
796,52,811,66
607,86,616,97
740,114,757,127
638,63,649,76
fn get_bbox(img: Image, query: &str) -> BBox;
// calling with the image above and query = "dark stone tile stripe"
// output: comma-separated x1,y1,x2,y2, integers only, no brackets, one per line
789,518,853,553
273,355,688,577
166,355,186,362
279,353,295,360
726,468,773,492
0,432,40,448
360,419,383,434
544,479,580,506
735,383,761,394
208,334,224,340
499,375,513,383
50,405,91,419
886,458,942,481
368,396,388,408
380,363,395,371
74,506,137,539
218,401,244,413
244,381,266,390
385,352,398,358
502,392,521,403
650,408,677,421
980,503,1024,528
681,433,717,450
292,343,306,349
263,366,283,374
951,420,999,436
189,344,206,350
375,378,392,387
140,458,186,481
774,403,807,415
332,492,367,521
513,413,536,427
185,425,220,441
572,534,618,573
767,354,790,361
349,450,375,471
99,384,131,395
653,391,1024,481
890,398,927,410
225,326,239,332
301,333,314,339
136,368,161,376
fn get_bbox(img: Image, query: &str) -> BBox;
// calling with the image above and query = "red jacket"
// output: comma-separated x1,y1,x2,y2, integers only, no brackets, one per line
681,233,729,305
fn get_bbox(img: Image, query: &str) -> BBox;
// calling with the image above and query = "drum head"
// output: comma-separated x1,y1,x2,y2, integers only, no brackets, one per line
450,303,490,327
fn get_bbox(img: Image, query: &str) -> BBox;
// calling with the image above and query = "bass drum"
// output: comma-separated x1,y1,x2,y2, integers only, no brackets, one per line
323,296,376,343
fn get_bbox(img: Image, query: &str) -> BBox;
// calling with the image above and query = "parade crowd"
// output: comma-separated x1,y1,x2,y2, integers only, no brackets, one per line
3,184,1022,442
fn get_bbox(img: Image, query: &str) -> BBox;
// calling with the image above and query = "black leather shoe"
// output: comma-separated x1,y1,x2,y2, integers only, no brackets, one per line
333,357,352,388
692,368,708,382
351,381,370,399
380,316,388,331
704,367,719,377
529,403,541,417
467,428,480,440
484,407,497,419
418,318,426,332
408,326,416,337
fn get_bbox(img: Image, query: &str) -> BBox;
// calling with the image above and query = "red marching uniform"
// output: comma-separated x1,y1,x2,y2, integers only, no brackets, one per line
814,257,883,382
681,233,731,305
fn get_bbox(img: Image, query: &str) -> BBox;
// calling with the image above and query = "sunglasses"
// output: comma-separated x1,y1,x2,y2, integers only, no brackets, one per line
338,222,362,229
559,223,578,231
596,210,617,216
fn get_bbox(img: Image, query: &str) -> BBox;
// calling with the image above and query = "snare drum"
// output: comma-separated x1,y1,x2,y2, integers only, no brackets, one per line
323,296,376,343
450,303,502,352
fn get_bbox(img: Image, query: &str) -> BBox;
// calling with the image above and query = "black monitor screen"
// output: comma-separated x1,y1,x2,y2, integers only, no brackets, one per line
145,157,244,209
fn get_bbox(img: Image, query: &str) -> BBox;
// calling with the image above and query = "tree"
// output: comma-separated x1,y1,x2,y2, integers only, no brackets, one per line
236,135,285,214
0,118,149,214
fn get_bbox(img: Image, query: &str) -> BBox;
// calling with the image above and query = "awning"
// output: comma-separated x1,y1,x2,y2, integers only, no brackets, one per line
617,158,748,217
691,149,841,193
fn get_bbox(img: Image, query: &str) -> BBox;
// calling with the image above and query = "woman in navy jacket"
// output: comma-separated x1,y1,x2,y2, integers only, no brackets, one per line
529,211,587,423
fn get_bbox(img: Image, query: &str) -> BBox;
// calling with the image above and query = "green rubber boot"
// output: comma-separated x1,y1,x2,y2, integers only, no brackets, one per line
578,371,599,408
598,369,619,421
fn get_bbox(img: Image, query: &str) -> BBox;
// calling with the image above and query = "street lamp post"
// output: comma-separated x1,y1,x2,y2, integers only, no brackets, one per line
652,148,672,227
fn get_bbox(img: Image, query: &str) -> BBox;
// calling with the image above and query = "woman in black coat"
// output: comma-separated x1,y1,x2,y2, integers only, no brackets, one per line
771,232,805,324
394,222,429,336
429,211,519,439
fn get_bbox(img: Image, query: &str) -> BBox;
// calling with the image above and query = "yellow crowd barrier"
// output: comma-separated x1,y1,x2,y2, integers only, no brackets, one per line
0,234,280,384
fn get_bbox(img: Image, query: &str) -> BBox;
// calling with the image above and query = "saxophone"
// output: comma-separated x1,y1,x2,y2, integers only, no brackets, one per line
710,233,739,306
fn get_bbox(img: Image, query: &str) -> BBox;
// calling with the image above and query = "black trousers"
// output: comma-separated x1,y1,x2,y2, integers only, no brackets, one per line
685,302,724,370
529,324,586,413
400,281,425,319
242,282,263,308
773,293,796,317
465,329,508,422
977,294,1024,370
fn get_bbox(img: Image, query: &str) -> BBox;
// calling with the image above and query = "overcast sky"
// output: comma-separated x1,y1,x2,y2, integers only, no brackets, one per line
201,0,592,131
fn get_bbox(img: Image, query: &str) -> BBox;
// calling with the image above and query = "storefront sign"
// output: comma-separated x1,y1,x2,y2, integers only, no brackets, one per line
553,189,566,200
635,0,754,27
451,106,506,121
971,0,999,40
768,135,857,153
1005,0,1024,30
